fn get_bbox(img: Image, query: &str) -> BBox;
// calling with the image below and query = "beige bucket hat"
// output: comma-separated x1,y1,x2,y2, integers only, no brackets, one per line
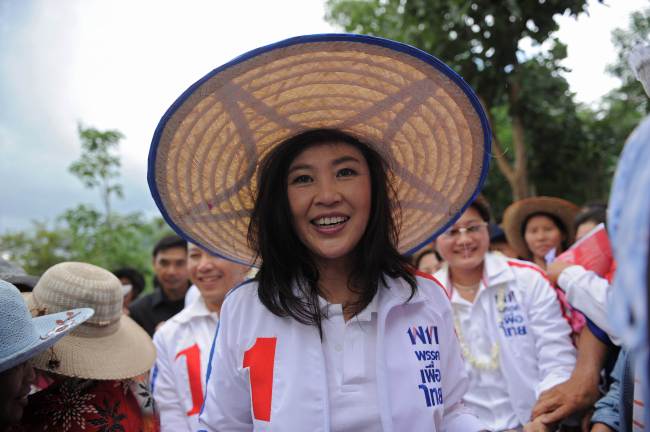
24,262,156,380
502,196,580,259
148,34,492,264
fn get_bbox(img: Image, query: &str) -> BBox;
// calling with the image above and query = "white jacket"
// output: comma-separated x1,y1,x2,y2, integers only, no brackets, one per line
198,275,485,432
435,253,577,425
558,265,621,345
152,296,218,432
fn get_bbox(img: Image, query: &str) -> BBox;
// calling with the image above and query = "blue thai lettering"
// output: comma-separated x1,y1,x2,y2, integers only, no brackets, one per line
419,384,432,407
419,384,443,407
419,368,442,383
502,314,523,325
408,326,438,345
414,350,440,361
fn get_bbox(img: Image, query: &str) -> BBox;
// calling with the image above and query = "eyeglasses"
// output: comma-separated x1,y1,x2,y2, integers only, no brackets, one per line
441,222,488,239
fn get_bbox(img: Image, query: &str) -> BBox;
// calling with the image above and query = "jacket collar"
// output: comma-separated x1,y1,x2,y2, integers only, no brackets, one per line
171,293,216,324
435,252,515,295
301,274,425,318
376,275,426,313
484,252,516,286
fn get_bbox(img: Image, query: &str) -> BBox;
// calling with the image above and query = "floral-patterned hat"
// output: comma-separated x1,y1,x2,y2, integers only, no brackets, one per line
0,279,93,373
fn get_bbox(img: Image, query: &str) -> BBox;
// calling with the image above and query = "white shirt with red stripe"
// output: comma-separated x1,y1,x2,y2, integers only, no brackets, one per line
152,295,218,432
199,275,486,431
435,252,577,426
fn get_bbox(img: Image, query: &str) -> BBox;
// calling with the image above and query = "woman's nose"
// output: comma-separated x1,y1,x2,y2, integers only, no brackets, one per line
314,179,342,205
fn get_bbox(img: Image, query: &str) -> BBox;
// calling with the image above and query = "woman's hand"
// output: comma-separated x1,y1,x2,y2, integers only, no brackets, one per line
531,360,601,423
523,417,553,432
546,260,574,285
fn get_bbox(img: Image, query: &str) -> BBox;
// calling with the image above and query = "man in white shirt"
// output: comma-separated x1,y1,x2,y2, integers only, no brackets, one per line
152,242,249,432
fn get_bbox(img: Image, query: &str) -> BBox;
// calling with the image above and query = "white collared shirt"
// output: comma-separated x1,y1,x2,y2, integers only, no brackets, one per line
321,294,381,432
435,253,576,425
199,276,486,431
152,296,218,432
452,287,518,430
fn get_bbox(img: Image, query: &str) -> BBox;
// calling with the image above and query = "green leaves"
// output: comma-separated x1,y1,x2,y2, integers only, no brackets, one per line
1,124,173,290
326,0,642,217
69,123,125,219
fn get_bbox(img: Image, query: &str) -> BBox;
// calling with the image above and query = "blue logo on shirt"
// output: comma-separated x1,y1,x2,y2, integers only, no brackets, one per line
408,325,444,408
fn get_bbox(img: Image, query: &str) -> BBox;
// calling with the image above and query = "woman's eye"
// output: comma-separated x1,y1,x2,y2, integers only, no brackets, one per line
337,167,356,177
290,174,312,184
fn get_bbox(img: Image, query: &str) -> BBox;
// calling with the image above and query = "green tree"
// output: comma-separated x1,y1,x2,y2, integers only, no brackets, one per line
69,124,124,221
1,123,174,290
0,211,171,289
606,7,650,116
0,222,67,274
326,0,595,201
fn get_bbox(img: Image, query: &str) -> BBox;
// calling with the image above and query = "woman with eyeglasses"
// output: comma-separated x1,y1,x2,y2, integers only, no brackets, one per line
434,197,577,432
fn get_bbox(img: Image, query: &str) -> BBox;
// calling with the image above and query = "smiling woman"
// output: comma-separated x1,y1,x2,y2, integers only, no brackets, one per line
148,34,492,431
435,199,577,431
249,129,400,323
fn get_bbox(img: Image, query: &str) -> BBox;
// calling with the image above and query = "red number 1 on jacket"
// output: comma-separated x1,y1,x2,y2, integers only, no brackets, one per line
175,344,203,416
243,337,277,422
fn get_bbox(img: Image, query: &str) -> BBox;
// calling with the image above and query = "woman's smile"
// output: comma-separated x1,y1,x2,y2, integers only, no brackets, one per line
287,142,371,266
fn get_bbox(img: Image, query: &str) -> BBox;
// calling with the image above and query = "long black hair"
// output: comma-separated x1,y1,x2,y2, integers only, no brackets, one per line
247,129,416,332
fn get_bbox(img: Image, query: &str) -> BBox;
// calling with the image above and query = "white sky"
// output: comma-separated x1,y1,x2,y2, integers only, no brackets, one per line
0,0,647,233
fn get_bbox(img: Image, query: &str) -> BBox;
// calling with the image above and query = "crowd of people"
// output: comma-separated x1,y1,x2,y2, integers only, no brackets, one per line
1,34,648,432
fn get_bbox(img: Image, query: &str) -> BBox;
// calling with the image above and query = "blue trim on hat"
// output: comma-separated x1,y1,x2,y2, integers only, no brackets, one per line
148,33,491,262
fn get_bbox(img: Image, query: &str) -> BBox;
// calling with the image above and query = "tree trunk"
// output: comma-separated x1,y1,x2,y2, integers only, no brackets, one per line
481,81,532,201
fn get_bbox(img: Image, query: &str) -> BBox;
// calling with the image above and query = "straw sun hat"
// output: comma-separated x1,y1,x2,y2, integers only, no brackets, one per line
0,280,92,373
502,196,580,259
148,34,491,264
23,262,156,380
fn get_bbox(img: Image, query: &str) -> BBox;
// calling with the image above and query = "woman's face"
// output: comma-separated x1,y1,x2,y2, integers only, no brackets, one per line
0,361,35,426
417,252,442,275
287,142,372,267
524,214,565,260
187,243,248,311
436,207,489,273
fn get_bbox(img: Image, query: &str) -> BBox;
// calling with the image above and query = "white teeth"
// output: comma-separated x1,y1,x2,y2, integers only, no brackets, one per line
314,216,348,226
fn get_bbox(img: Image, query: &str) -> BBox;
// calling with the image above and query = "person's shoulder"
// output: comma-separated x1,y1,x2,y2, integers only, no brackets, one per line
414,271,451,301
504,257,549,281
153,308,190,343
221,279,259,311
129,291,155,313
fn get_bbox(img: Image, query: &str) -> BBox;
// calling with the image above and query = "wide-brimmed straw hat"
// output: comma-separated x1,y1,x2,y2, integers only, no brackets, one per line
502,196,580,258
0,280,93,373
23,262,156,380
148,34,491,264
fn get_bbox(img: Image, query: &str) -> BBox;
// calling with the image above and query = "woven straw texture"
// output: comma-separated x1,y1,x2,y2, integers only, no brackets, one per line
150,36,490,264
502,196,580,259
25,262,155,380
